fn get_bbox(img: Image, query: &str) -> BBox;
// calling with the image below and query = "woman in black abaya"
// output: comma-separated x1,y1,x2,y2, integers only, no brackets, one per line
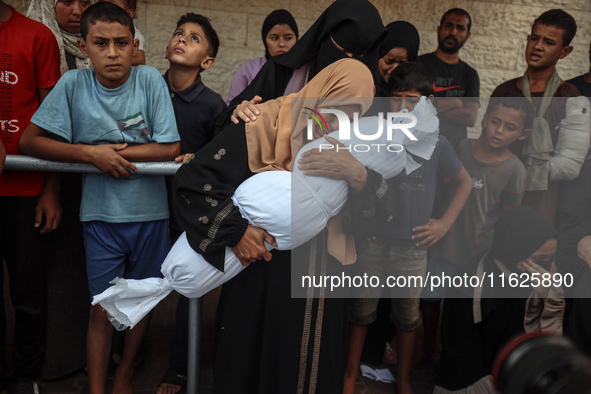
174,59,381,394
435,205,564,393
216,0,386,129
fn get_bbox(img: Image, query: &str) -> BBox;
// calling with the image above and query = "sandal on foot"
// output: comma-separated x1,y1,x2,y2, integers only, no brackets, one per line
383,342,397,365
157,367,187,394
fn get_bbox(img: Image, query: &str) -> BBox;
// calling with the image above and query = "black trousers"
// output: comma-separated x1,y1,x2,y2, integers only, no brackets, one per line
0,196,47,380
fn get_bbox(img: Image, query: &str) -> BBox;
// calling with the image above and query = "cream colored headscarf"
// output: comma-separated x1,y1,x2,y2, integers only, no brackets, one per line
27,0,94,75
245,58,375,173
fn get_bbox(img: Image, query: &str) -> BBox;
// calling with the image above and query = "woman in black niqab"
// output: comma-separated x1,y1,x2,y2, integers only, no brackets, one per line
216,0,386,130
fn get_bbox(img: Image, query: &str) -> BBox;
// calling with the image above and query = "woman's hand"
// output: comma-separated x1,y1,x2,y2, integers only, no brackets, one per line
519,260,559,299
232,224,278,266
297,135,368,190
175,153,195,164
231,95,263,124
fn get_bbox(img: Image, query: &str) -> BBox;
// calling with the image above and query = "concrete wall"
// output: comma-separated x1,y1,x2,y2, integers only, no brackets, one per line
12,0,591,101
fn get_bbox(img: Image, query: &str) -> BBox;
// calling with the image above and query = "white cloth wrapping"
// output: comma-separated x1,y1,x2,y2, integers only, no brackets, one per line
93,97,439,330
548,96,591,182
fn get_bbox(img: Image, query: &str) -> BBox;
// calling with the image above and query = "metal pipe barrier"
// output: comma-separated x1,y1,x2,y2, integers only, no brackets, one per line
4,155,182,175
4,155,202,394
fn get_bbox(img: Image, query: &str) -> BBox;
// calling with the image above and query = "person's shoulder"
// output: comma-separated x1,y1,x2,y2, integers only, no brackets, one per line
10,9,55,37
438,135,456,151
60,68,92,84
557,81,582,97
134,65,164,78
505,155,526,181
239,56,266,69
416,52,435,63
434,135,459,160
458,58,479,75
491,77,521,97
200,84,225,108
133,65,168,87
567,75,585,85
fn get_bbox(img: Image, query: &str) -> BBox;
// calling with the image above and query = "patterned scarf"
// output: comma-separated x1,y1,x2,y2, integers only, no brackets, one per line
26,0,94,75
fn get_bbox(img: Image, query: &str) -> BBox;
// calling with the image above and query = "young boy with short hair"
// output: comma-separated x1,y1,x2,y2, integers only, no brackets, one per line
433,96,532,270
20,3,180,393
420,96,533,362
491,9,590,225
99,0,146,65
157,12,226,394
344,62,473,394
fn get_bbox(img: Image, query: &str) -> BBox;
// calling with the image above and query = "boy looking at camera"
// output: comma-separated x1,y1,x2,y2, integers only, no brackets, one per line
344,62,472,394
20,3,180,393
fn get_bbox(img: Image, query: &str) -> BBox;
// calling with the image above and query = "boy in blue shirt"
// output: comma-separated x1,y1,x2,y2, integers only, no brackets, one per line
20,3,180,393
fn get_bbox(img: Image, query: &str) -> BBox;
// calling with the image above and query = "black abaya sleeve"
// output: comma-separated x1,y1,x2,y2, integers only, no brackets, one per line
556,209,591,293
342,168,388,240
172,122,253,271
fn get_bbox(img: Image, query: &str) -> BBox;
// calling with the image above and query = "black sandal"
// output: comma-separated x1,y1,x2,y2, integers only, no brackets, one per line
157,367,187,394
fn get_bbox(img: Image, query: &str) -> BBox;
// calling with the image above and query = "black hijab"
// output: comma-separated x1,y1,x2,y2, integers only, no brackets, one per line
261,9,299,59
379,21,420,60
375,21,420,98
269,0,385,75
215,0,386,132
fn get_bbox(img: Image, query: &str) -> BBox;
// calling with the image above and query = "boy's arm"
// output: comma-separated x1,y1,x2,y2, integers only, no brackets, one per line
20,123,137,178
34,87,62,233
437,100,479,127
412,166,472,247
116,141,180,162
36,172,62,233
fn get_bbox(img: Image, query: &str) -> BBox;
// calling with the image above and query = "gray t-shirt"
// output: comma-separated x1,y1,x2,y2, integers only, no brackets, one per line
438,139,526,266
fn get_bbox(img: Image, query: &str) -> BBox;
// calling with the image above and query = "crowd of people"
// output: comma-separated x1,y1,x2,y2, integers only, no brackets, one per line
1,0,591,393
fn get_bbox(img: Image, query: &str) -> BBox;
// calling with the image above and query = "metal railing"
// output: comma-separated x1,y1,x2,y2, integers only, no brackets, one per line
4,155,202,394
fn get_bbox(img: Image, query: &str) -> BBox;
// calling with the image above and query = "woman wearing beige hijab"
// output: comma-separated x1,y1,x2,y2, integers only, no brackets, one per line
173,58,379,393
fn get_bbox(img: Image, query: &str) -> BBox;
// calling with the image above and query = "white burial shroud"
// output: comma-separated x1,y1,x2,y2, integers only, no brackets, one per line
93,97,440,330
